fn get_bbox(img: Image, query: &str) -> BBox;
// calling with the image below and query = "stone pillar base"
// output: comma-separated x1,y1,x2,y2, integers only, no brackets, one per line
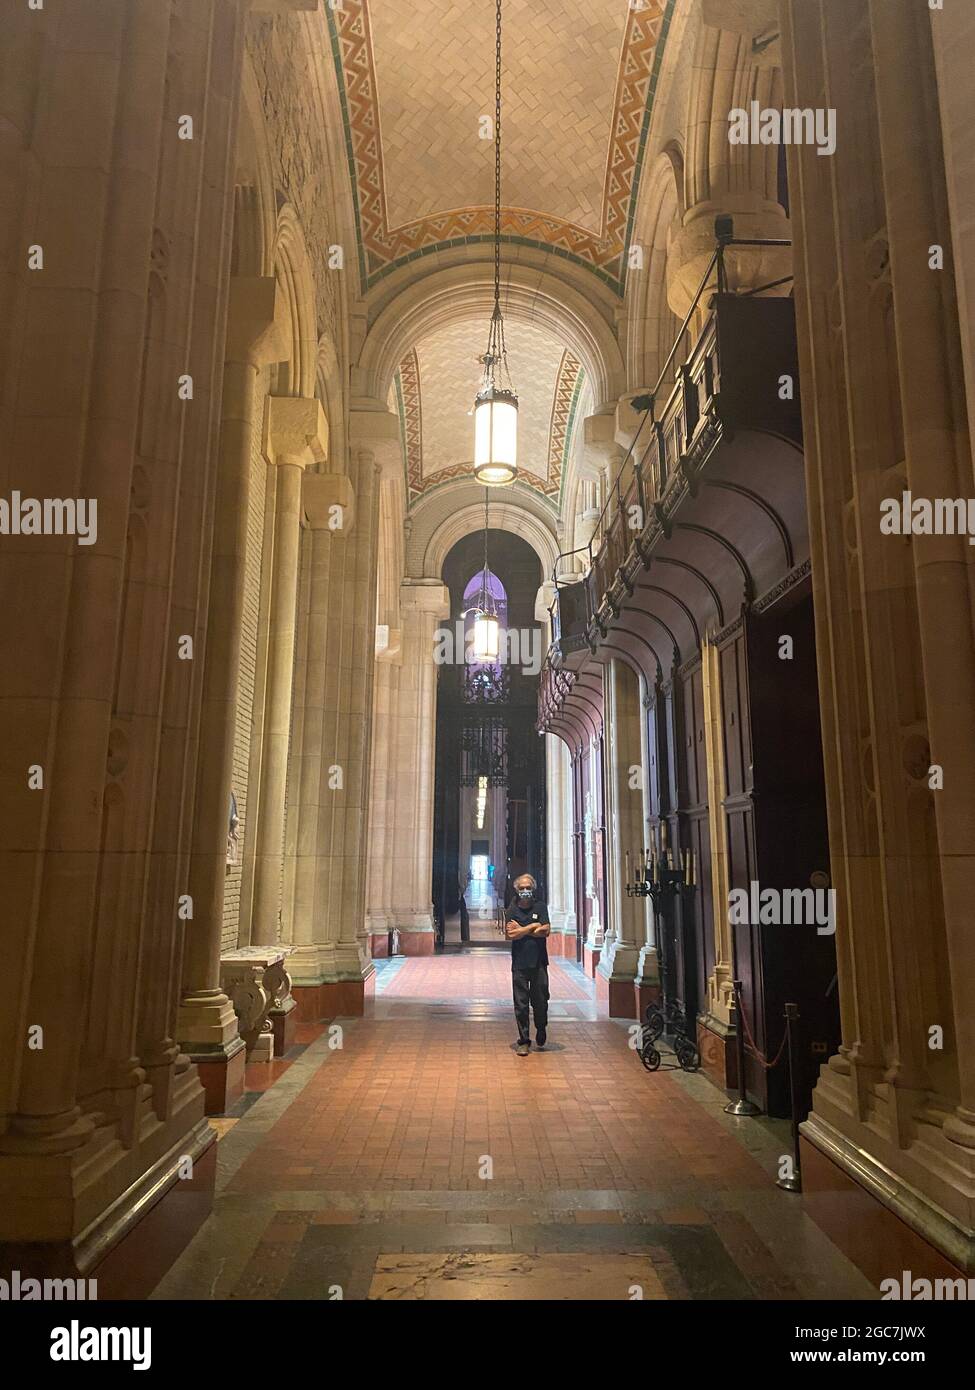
697,1014,738,1093
799,1135,971,1289
595,972,638,1019
634,978,662,1023
291,971,377,1021
370,929,397,958
0,1120,216,1296
583,945,601,977
186,1038,247,1115
397,927,435,956
268,999,298,1057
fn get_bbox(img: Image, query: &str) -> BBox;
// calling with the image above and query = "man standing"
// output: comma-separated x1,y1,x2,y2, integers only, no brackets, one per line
505,874,551,1056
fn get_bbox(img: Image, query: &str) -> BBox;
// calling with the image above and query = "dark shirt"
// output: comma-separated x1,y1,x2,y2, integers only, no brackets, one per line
507,899,550,971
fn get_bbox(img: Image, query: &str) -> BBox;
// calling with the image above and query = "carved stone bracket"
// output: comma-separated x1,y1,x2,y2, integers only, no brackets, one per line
219,947,295,1059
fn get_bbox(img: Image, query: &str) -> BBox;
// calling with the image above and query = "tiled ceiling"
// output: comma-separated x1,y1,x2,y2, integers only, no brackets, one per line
327,0,673,291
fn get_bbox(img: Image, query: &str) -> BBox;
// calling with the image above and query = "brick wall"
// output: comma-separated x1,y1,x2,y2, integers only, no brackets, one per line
222,370,270,952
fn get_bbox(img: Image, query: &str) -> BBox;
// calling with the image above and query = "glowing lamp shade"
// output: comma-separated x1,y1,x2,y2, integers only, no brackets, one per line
472,613,500,662
473,387,518,486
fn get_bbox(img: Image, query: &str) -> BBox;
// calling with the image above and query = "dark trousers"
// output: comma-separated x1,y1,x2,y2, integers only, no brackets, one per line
512,966,549,1043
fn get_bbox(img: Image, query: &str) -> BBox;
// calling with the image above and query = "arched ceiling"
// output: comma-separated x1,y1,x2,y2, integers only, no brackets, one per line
389,315,590,511
325,0,675,294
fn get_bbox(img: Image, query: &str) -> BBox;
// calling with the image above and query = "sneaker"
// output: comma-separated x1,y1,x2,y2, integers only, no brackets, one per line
535,1033,547,1050
516,1042,530,1056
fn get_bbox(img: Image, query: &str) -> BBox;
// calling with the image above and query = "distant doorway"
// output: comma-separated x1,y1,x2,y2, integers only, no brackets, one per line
432,530,546,946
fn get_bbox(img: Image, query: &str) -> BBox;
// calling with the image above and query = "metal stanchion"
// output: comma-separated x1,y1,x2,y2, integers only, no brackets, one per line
724,978,761,1116
777,1001,803,1192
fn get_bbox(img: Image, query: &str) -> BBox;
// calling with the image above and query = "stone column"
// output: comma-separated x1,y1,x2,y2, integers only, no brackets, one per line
389,581,451,954
701,639,734,1026
179,277,289,1112
250,396,328,945
596,659,644,1018
582,740,605,970
781,0,975,1270
0,0,248,1270
365,623,401,956
930,1,975,476
288,407,396,1016
870,0,975,1156
633,677,660,1016
544,735,576,957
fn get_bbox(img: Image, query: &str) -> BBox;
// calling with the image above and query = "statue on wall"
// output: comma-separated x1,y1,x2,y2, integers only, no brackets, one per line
227,790,240,868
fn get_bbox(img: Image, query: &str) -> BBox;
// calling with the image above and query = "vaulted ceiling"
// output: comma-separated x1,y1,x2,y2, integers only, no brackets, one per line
327,0,674,293
325,0,674,517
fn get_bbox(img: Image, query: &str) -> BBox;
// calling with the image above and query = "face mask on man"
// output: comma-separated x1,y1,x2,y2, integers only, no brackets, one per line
516,886,534,903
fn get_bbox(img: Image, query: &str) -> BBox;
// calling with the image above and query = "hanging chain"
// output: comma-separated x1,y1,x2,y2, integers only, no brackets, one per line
480,0,513,397
482,0,505,388
494,0,502,319
481,487,491,607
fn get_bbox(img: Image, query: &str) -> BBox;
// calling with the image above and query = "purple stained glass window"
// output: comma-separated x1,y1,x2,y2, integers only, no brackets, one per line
462,569,508,692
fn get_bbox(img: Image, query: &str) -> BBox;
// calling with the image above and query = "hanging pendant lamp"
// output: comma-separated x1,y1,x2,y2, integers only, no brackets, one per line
469,489,500,662
473,0,518,487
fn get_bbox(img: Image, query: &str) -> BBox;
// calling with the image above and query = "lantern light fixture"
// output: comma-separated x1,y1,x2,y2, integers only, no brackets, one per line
465,489,501,664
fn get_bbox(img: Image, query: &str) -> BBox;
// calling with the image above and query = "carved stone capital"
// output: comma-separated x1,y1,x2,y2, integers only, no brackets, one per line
264,396,329,468
303,472,356,532
535,580,557,625
667,200,792,319
349,404,402,477
583,411,624,467
399,580,450,620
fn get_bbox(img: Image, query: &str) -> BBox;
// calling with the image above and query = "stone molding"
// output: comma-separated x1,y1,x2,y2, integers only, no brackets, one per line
264,395,329,466
303,472,356,531
219,948,295,1056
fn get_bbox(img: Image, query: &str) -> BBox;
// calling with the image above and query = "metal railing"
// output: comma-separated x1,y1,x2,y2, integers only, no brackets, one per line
549,228,793,631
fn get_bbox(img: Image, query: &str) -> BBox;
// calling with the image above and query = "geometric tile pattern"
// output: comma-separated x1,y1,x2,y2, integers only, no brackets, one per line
546,351,585,500
324,0,674,293
395,348,423,491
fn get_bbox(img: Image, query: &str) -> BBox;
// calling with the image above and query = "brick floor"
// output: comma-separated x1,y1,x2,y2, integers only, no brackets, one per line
153,951,876,1302
377,953,589,1001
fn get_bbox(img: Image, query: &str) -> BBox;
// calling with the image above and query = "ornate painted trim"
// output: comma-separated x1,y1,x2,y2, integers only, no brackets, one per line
395,348,423,494
547,350,584,500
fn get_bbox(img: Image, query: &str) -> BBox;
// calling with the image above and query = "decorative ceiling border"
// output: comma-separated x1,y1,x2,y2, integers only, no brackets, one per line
324,0,675,297
396,348,423,494
547,350,584,503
